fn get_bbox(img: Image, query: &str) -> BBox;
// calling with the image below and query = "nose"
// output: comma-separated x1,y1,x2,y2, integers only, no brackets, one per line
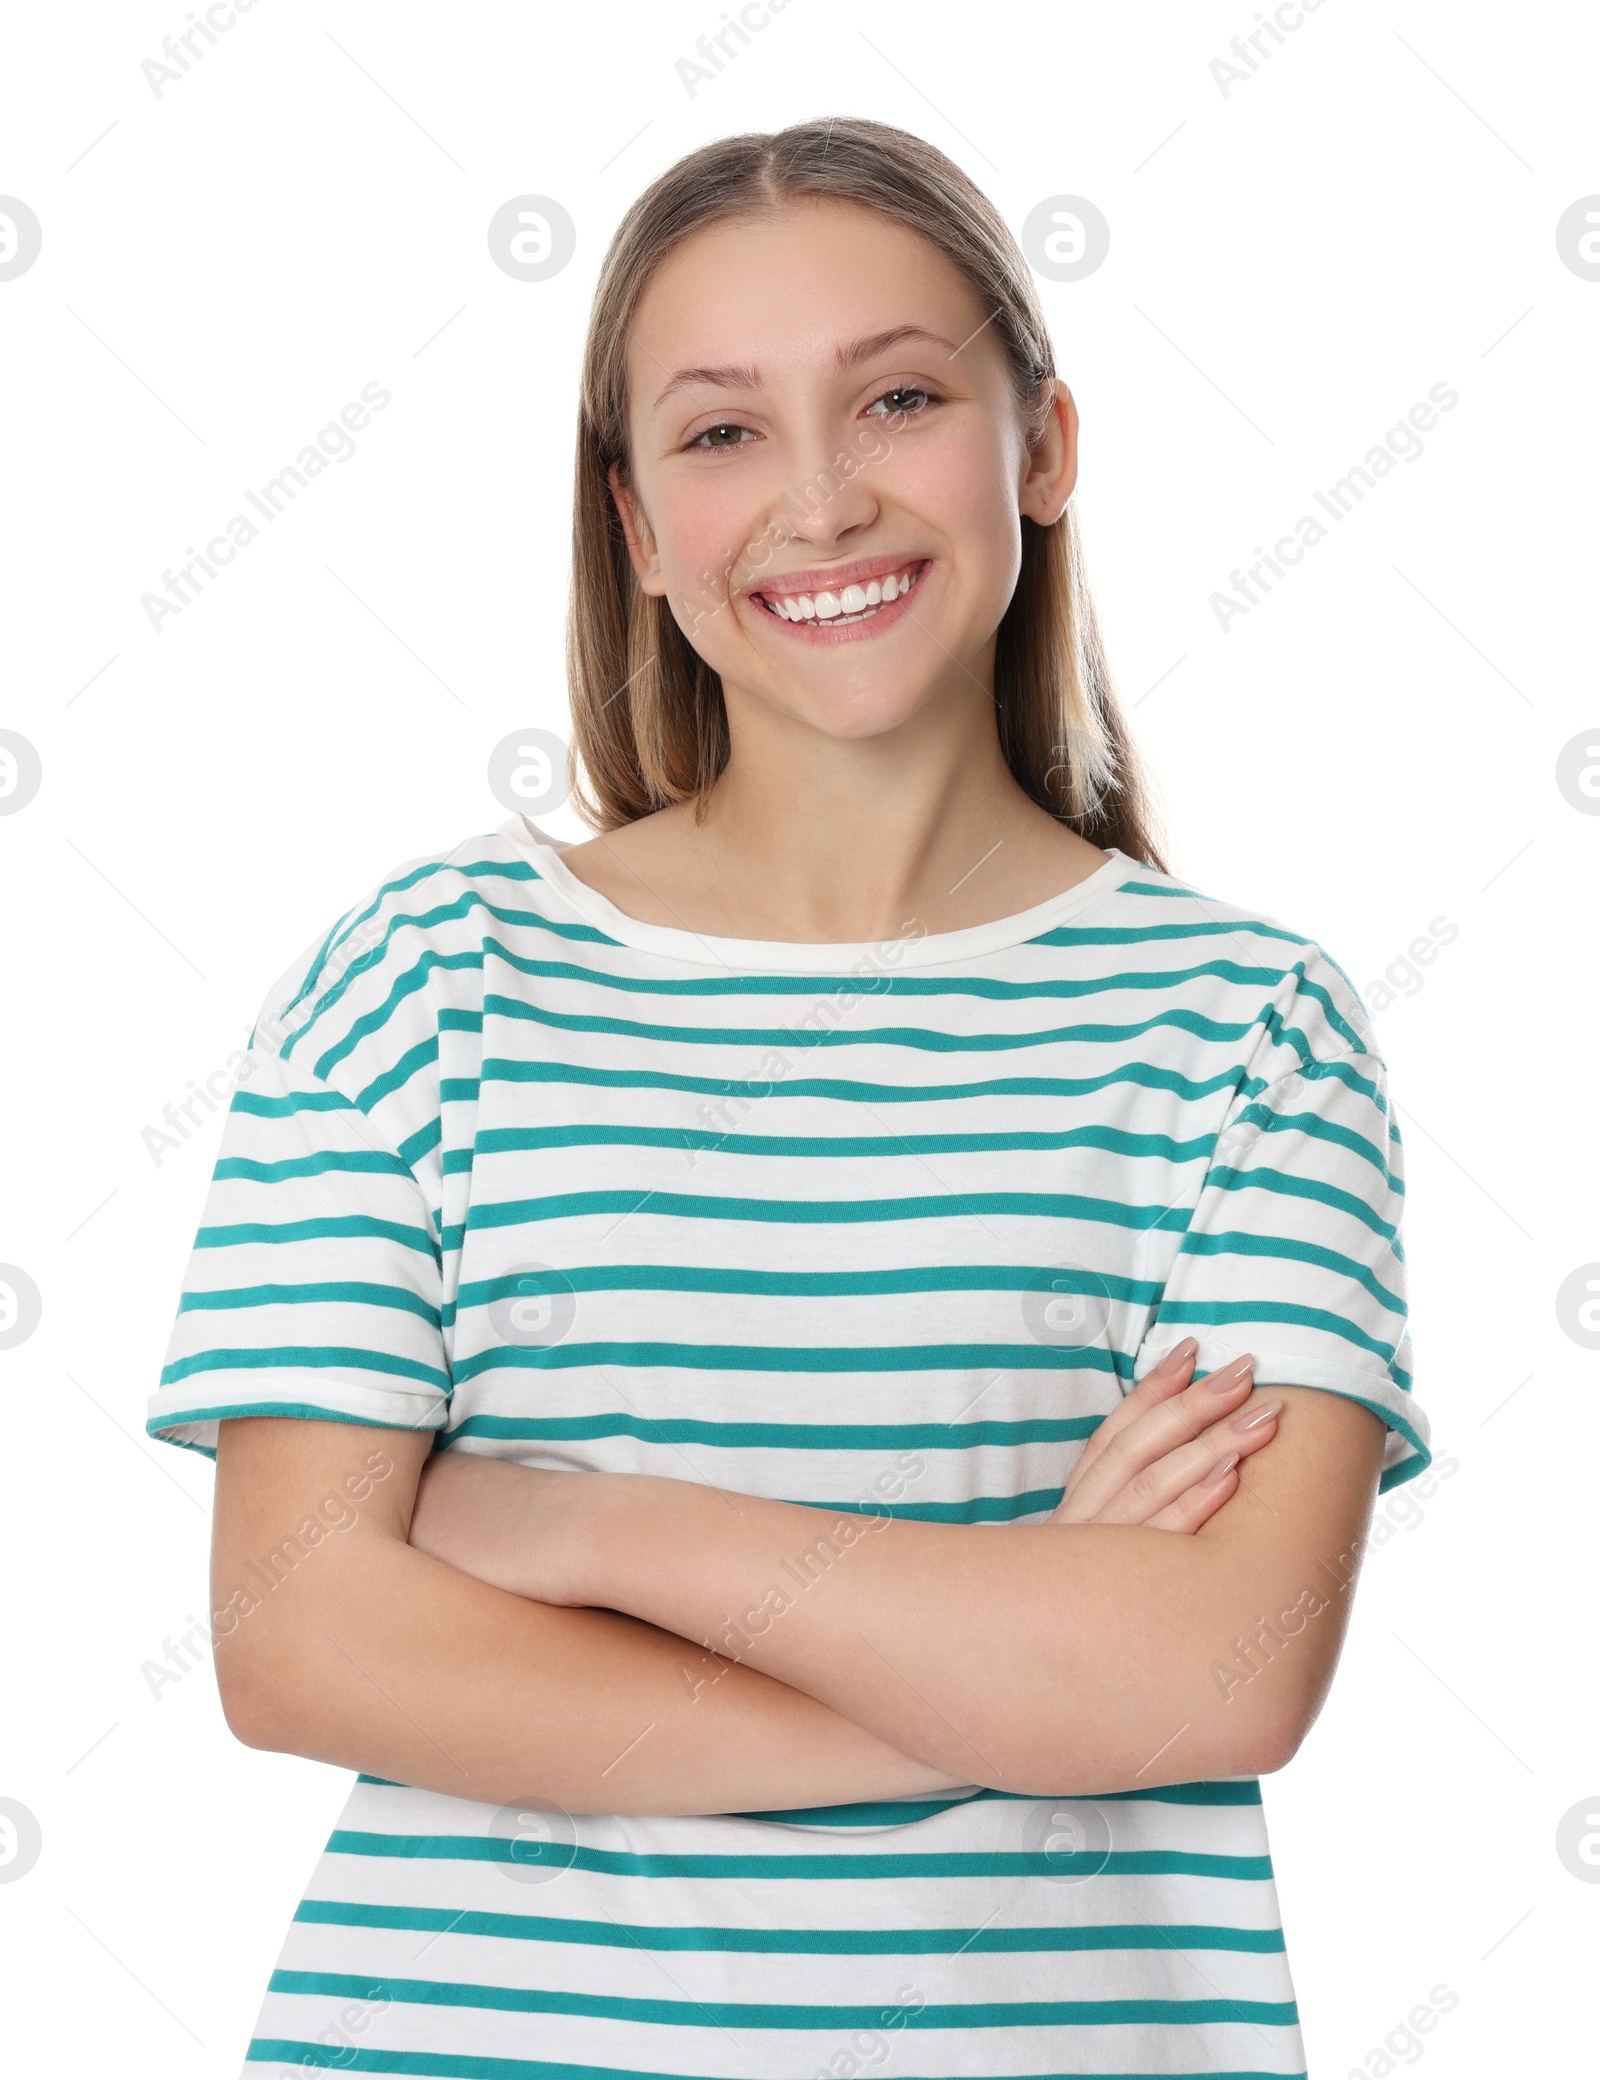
766,430,881,560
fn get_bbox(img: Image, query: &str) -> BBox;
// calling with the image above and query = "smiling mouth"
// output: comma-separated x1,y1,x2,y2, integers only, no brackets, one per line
750,559,928,627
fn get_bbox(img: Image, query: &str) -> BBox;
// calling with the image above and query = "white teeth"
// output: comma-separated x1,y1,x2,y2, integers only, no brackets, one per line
762,564,921,622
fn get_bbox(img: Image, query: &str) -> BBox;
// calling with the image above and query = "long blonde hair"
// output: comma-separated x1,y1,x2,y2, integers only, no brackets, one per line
567,116,1169,870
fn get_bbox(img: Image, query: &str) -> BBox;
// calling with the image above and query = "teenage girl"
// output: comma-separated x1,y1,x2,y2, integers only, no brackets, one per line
152,116,1428,2079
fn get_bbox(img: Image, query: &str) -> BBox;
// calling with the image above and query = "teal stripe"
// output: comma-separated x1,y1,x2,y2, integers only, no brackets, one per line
177,1280,440,1327
231,1086,354,1117
1156,1295,1407,1377
1110,1780,1264,1804
447,1339,1119,1382
459,1187,1190,1234
1181,1229,1406,1338
746,1792,981,1825
291,1895,1285,1953
264,1969,1297,2031
452,1261,1161,1306
739,1780,1265,1824
300,862,629,1001
1263,1048,1386,1103
364,1035,441,1114
1237,1077,1397,1183
278,868,589,1061
482,936,1293,1004
1207,1180,1404,1281
400,1115,443,1169
1262,958,1365,1056
448,1285,1406,1379
1204,1161,1401,1242
324,1832,1275,1881
272,863,523,1025
482,990,1257,1057
1177,1227,1404,1309
213,1150,413,1185
345,1772,1260,1808
444,1413,1102,1451
1030,909,1312,952
193,1214,439,1260
1124,874,1210,900
1347,1395,1431,1488
283,892,500,1059
159,1345,450,1392
311,950,484,1082
481,1053,1245,1108
1318,943,1370,1018
453,1131,1398,1223
1379,1447,1430,1489
260,911,352,1050
248,2046,1304,2080
471,1121,1220,1162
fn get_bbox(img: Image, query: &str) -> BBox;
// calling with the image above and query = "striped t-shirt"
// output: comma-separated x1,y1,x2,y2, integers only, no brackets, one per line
148,813,1429,2079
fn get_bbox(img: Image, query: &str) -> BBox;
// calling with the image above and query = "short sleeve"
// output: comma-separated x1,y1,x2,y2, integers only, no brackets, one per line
146,1047,451,1459
1133,1043,1429,1492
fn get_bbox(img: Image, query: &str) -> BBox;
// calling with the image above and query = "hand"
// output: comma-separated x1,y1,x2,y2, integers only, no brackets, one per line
1051,1342,1281,1531
407,1448,595,1605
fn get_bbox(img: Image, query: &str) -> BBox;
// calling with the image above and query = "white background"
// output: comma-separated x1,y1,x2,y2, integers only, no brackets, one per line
1,1,1596,2072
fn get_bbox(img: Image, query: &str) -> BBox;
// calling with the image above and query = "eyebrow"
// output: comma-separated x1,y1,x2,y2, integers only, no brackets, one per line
650,326,961,412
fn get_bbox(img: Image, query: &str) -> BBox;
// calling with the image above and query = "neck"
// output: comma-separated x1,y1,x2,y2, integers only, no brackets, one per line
684,675,1104,943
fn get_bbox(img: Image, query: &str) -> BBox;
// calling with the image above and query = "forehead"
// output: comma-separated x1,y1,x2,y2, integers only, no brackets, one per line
627,199,992,408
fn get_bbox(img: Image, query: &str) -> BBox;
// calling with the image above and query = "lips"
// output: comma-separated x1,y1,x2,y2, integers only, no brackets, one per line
747,556,929,630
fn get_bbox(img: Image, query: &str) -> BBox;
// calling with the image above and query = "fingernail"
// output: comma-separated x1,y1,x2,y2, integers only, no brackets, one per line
1231,1398,1282,1435
1201,1450,1240,1487
1155,1337,1199,1376
1204,1354,1255,1392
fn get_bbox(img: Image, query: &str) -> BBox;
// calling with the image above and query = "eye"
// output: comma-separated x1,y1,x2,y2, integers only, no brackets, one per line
686,422,757,451
867,384,937,419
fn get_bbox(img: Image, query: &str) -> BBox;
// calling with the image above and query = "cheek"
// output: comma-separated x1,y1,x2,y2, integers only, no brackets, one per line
890,426,1021,602
651,465,777,596
905,417,1018,503
826,409,1002,521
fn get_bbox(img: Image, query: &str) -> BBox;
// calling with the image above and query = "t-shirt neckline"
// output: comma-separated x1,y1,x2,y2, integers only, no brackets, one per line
497,813,1135,972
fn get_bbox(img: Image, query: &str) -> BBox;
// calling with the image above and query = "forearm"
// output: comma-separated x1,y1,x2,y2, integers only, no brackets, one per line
220,1532,970,1816
572,1459,1375,1795
570,1480,1228,1790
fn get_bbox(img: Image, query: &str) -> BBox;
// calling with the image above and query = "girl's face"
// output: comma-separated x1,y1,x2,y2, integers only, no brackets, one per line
611,198,1076,744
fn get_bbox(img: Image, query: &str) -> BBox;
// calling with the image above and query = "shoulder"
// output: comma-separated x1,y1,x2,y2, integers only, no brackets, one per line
1102,850,1382,1076
247,818,563,1094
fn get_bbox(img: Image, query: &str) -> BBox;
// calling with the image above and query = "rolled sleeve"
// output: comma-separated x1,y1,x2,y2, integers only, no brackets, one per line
147,1049,451,1458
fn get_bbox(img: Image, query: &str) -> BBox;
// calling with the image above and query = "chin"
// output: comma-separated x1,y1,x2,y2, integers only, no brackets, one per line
765,678,934,743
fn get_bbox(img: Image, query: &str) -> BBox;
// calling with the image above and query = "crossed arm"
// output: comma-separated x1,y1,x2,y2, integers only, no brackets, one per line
210,1347,1386,1815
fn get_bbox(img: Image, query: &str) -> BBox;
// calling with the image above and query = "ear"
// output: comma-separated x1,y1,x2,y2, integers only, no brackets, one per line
1018,379,1079,527
608,461,667,596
